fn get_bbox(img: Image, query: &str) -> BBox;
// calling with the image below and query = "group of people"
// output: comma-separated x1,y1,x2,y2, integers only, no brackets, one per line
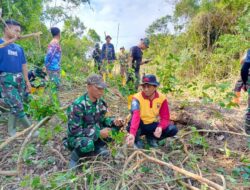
0,19,62,136
64,73,178,168
1,18,249,172
0,19,178,170
92,35,150,90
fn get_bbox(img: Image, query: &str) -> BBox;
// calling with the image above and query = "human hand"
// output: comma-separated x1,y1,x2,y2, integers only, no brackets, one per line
113,118,124,127
26,81,32,93
153,127,162,138
100,128,111,138
126,134,135,147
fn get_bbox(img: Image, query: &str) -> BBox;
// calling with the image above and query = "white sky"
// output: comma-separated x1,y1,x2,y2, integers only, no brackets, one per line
76,0,174,51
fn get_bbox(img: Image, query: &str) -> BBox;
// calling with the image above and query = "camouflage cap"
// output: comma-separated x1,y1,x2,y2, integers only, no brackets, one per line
141,38,150,48
86,74,107,89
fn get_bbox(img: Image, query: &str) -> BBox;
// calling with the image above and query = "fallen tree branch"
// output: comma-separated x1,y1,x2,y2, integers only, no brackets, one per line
178,129,250,139
177,180,200,190
133,151,225,190
48,147,68,164
17,116,51,177
0,124,35,151
0,32,42,48
0,170,17,176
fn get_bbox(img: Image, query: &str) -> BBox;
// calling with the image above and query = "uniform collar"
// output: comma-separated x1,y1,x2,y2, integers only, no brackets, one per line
85,93,100,105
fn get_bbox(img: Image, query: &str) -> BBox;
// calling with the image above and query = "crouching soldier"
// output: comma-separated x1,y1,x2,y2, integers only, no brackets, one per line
64,74,123,169
126,74,178,148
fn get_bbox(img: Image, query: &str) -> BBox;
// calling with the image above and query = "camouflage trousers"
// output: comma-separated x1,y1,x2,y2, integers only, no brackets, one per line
47,70,61,90
0,72,26,118
66,124,101,155
65,125,118,156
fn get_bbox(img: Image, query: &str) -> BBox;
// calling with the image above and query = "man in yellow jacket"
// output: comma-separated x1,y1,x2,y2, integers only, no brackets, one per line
126,74,178,148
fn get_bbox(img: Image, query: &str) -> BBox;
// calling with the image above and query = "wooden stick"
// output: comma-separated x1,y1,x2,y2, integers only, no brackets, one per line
17,116,51,177
178,129,250,139
48,147,68,164
134,151,225,190
0,124,35,151
178,180,200,190
0,170,18,176
0,32,42,48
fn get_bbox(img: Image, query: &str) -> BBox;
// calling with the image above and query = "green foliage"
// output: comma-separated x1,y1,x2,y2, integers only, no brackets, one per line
146,15,172,35
25,84,66,121
23,144,37,164
190,126,209,150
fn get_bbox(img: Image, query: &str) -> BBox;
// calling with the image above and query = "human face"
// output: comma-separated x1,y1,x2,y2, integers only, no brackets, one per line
106,38,111,43
87,84,104,101
142,84,156,98
5,25,21,39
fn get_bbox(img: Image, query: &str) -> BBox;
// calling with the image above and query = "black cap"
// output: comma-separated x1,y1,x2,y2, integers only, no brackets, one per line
51,27,60,37
4,19,21,28
141,74,159,86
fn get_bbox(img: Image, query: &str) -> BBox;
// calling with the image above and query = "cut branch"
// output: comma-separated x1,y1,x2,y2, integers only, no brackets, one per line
0,32,42,48
17,116,51,177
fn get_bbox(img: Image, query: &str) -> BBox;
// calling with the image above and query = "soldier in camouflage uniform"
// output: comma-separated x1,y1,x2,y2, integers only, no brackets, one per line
118,47,129,78
65,74,123,169
0,20,32,136
92,43,102,72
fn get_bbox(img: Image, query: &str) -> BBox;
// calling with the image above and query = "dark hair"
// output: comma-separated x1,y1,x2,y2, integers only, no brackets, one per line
50,27,60,37
105,35,112,40
4,19,21,28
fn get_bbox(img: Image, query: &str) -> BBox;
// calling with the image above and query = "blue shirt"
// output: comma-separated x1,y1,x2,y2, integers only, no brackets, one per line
0,39,26,73
44,41,61,71
101,43,116,61
130,46,143,72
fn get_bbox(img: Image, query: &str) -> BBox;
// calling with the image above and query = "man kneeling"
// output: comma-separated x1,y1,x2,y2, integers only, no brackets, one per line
65,74,123,169
126,74,178,148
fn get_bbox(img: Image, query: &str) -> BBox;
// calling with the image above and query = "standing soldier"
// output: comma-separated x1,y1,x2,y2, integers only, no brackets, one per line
44,27,62,92
92,43,102,73
101,35,116,78
118,46,129,85
241,49,250,134
0,19,32,136
64,74,123,168
127,38,150,90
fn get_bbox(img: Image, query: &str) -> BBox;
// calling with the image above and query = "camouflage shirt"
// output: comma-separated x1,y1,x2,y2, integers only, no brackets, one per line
118,52,129,66
67,93,113,139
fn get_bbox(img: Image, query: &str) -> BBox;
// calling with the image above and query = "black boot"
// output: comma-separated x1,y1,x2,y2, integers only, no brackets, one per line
134,137,144,149
94,139,109,156
69,150,80,169
146,136,158,148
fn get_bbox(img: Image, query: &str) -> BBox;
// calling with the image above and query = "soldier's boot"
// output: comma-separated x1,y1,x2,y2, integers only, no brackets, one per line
146,136,159,148
103,73,106,82
8,113,17,136
69,150,80,169
19,116,39,136
122,76,126,86
233,92,241,104
94,145,110,157
19,115,32,127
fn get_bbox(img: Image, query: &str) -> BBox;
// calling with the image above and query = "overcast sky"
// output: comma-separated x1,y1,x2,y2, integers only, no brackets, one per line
76,0,174,51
